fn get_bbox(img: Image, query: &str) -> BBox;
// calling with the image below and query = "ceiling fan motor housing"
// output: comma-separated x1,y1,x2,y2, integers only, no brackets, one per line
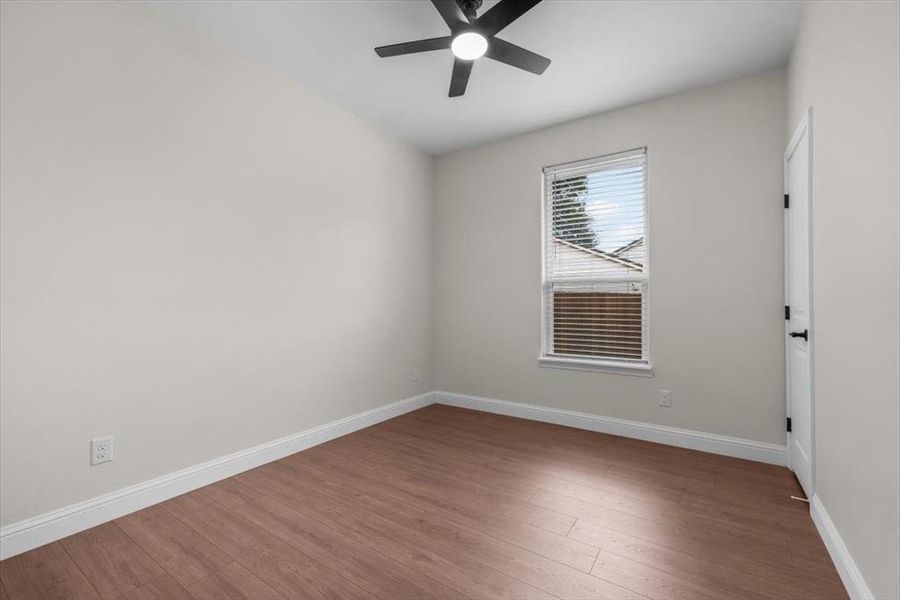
458,0,483,21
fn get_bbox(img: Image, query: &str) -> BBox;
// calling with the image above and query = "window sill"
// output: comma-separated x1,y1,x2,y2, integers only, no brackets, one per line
538,355,654,378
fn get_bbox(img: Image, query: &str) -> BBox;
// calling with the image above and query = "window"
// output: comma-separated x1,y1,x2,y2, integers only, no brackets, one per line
540,147,651,375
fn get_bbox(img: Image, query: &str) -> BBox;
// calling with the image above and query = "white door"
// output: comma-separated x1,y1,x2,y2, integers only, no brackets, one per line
785,109,814,497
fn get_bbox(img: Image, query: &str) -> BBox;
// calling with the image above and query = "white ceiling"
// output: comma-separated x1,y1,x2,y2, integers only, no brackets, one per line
155,1,803,154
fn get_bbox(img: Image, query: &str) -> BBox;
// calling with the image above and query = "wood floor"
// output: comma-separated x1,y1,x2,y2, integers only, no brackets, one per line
0,405,847,599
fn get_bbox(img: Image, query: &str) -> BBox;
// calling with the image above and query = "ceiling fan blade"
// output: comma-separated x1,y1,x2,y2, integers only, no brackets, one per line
375,36,452,58
485,37,550,74
431,0,469,29
476,0,543,36
449,58,473,97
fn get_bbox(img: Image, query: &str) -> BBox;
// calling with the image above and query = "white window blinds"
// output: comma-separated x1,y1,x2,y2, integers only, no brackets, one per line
542,148,648,365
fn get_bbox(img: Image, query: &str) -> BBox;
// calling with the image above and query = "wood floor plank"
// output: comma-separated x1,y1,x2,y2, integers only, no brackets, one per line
188,562,284,600
364,426,592,496
232,495,468,599
310,436,574,534
0,542,100,600
788,533,836,563
570,519,846,599
342,428,542,499
612,432,787,473
115,505,232,588
591,549,737,600
275,458,641,599
387,409,623,470
712,461,804,492
59,522,166,599
531,487,793,559
1,405,845,600
306,442,576,536
534,475,681,515
571,520,788,600
402,406,700,481
407,405,622,451
178,501,375,599
573,501,836,594
604,463,715,494
320,429,539,505
376,412,694,503
196,477,263,510
679,488,815,539
159,490,218,520
297,444,598,571
236,463,555,600
411,406,774,490
368,422,698,529
113,574,193,600
679,499,798,541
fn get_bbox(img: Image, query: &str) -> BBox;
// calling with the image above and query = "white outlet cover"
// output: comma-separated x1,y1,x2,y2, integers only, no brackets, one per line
658,390,672,408
91,436,114,466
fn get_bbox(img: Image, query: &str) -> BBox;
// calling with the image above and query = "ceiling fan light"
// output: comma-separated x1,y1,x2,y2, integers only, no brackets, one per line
451,32,488,60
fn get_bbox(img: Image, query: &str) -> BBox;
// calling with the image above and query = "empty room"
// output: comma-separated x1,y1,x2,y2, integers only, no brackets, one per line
1,0,898,598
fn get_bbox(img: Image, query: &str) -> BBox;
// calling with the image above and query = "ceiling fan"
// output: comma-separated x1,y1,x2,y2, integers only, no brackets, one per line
374,0,550,98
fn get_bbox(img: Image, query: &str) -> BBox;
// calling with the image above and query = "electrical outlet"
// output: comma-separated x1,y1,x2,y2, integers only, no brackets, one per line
410,367,421,387
91,436,113,465
658,389,672,408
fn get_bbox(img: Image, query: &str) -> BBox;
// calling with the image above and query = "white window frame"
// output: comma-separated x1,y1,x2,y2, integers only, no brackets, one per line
538,147,653,377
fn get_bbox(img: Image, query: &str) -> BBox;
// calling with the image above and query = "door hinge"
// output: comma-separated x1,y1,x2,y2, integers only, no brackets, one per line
786,417,792,433
785,305,791,320
784,194,790,208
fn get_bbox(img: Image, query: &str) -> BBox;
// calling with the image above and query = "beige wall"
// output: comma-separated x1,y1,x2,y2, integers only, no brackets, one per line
434,70,788,444
0,1,434,527
787,2,900,597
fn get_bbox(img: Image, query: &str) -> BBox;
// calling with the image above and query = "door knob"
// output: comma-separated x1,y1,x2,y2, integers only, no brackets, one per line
789,329,809,341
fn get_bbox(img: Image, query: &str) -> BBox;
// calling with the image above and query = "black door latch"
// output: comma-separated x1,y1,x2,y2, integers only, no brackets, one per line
789,329,809,341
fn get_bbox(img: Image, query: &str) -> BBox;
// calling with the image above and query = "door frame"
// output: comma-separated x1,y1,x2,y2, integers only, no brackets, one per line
784,107,816,494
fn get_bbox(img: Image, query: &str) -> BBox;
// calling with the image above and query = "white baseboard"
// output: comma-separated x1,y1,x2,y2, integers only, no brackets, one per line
810,494,874,599
434,391,788,466
0,392,434,561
